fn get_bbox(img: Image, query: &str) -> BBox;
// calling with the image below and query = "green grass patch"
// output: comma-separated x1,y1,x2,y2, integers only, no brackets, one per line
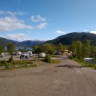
51,59,61,64
0,60,37,69
71,58,96,69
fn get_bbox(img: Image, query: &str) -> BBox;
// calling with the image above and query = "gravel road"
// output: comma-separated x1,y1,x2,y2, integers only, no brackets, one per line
0,56,96,96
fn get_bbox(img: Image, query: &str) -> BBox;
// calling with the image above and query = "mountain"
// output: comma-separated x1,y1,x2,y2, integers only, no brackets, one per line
0,37,18,46
17,40,44,47
0,37,44,47
1,32,96,47
46,32,96,45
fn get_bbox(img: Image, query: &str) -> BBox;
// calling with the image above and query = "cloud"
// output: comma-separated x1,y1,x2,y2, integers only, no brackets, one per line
5,33,30,41
90,31,96,34
0,17,33,32
37,22,47,29
56,30,65,34
0,10,24,17
31,15,46,22
6,11,24,17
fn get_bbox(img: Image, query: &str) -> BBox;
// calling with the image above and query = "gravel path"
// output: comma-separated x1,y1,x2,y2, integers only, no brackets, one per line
0,56,96,96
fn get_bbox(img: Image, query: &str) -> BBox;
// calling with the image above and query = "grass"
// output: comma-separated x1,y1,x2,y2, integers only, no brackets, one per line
41,58,61,64
51,59,61,64
71,58,96,69
0,60,37,70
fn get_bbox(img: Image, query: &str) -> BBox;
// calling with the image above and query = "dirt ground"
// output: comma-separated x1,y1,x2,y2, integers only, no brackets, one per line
0,56,96,96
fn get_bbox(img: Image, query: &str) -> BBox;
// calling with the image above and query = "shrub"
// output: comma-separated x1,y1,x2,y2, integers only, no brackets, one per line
44,54,52,63
1,61,11,69
8,56,13,63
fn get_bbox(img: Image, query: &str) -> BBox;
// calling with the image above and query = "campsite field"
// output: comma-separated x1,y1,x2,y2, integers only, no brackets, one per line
0,55,96,96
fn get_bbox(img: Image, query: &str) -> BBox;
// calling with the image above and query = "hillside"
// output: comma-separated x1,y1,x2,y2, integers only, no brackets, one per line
1,32,96,47
46,32,96,45
0,37,44,47
0,37,18,46
17,40,44,47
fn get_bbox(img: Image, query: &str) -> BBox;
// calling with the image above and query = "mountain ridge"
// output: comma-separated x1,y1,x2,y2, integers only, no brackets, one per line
1,32,96,47
0,37,44,47
46,32,96,45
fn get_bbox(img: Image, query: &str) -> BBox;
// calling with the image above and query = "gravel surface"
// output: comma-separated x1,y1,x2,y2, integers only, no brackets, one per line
0,56,96,96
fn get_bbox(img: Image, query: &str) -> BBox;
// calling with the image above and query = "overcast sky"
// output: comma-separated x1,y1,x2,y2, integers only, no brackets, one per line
0,0,96,41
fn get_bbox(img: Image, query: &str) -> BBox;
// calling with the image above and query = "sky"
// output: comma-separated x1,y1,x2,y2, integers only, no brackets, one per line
0,0,96,41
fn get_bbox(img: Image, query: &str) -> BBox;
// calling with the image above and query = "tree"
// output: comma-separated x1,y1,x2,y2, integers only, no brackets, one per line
0,46,4,54
41,44,56,55
33,45,42,53
57,43,66,52
82,40,90,58
7,44,16,59
33,44,56,55
90,46,96,58
71,41,82,59
76,41,82,59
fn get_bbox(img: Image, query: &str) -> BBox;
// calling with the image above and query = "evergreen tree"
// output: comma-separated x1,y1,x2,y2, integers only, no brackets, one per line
82,40,90,58
57,43,66,52
72,41,82,59
7,43,16,60
90,46,96,58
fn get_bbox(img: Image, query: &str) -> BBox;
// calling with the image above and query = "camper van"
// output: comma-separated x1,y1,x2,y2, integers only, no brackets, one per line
38,53,46,58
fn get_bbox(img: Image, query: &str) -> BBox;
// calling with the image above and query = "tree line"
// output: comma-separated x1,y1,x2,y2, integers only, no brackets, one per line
0,40,96,60
33,43,66,55
68,40,96,59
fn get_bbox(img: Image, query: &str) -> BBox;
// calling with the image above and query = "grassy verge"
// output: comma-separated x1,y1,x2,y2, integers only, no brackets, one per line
0,60,37,70
51,59,61,64
42,59,61,64
71,58,96,69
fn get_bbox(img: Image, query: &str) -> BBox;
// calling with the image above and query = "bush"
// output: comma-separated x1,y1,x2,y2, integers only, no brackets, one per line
1,61,11,69
44,54,52,63
8,56,13,63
